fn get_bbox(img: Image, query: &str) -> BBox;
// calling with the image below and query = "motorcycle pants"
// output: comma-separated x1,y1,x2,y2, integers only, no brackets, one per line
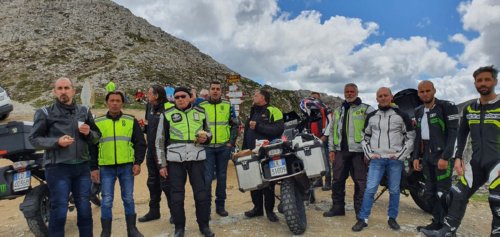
444,161,500,235
331,151,367,214
145,152,171,210
422,158,452,224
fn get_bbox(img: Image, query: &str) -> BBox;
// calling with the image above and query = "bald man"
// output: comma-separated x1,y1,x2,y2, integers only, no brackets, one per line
412,81,459,233
29,78,101,237
352,87,415,232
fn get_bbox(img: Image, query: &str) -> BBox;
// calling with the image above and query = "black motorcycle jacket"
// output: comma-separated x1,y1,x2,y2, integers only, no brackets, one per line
144,102,165,151
412,98,459,163
29,100,101,165
242,104,284,150
455,95,500,167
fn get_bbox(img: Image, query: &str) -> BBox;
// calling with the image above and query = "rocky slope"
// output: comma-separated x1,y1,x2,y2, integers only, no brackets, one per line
0,0,342,119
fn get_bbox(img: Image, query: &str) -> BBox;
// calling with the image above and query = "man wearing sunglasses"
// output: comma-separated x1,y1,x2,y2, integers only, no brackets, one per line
155,87,214,237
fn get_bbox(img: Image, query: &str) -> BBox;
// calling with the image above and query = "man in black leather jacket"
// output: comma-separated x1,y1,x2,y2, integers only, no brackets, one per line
243,89,284,223
29,77,101,237
412,81,459,232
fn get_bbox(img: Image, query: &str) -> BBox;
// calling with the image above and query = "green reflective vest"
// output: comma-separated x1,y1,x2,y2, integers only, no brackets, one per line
164,106,206,142
333,104,369,146
200,100,231,145
95,114,135,166
267,106,284,121
164,102,174,110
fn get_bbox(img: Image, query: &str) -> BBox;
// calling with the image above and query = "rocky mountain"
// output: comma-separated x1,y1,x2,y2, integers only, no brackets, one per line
0,0,341,120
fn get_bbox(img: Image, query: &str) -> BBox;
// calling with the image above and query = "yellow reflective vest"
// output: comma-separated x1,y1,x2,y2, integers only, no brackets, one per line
200,100,231,145
95,114,135,165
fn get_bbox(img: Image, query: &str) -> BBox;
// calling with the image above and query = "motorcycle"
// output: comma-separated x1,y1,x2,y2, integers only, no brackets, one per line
233,111,327,235
0,121,101,237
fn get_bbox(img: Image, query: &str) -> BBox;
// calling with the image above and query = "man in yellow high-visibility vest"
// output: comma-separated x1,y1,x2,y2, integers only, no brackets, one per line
200,81,239,217
90,91,146,237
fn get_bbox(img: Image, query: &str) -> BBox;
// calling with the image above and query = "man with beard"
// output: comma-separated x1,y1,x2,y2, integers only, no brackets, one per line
324,83,374,217
29,78,101,237
413,81,459,233
422,66,500,237
200,81,239,217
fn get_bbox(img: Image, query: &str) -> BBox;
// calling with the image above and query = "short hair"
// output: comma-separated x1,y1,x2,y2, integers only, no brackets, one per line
209,80,221,87
53,77,74,89
418,80,435,89
199,89,209,96
105,91,125,102
473,65,498,80
344,83,358,90
150,84,167,104
376,87,393,96
259,89,271,103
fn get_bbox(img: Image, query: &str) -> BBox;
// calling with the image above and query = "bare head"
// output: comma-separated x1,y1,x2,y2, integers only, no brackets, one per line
376,87,393,107
417,80,436,105
473,65,498,97
344,83,359,103
53,77,75,105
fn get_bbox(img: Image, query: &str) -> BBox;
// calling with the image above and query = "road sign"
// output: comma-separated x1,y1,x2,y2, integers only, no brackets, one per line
229,85,238,91
226,74,241,84
230,98,243,105
227,91,243,97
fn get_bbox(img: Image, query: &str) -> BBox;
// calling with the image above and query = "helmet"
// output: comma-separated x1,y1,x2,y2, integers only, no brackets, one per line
299,97,323,118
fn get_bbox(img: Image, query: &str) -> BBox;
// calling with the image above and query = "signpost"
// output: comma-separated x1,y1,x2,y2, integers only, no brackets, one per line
226,74,243,116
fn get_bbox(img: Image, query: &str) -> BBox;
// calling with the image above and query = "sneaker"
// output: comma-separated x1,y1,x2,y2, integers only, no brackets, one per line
417,220,442,232
352,219,368,232
388,218,400,230
323,208,345,217
244,208,263,218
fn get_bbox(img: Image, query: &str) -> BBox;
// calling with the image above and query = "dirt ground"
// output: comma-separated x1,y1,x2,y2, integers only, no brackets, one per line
0,104,492,237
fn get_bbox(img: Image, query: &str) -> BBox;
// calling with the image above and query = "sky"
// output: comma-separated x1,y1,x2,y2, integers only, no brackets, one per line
113,0,500,105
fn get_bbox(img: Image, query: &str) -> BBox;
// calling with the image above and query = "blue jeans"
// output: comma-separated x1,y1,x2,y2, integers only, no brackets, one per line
45,163,92,237
204,145,231,209
358,158,403,221
100,164,135,219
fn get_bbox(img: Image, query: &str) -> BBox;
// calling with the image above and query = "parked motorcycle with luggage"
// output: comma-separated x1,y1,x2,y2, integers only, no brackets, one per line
0,121,101,237
233,111,327,235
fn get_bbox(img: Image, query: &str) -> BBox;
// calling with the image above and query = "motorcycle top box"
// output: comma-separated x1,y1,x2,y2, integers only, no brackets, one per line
0,121,36,155
233,152,265,192
292,134,326,179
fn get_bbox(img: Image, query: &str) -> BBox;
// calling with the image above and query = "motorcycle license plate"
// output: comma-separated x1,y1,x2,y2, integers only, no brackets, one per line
269,159,287,177
13,171,31,192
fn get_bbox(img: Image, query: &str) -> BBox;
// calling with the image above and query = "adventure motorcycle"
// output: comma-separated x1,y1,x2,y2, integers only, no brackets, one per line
233,111,326,235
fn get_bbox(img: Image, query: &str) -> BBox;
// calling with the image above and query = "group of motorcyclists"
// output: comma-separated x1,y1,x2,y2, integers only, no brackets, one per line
27,65,499,237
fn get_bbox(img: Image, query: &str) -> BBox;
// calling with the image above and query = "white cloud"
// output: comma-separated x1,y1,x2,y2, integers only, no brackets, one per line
113,0,499,106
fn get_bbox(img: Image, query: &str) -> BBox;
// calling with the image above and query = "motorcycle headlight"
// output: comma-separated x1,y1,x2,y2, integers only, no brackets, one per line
267,148,282,157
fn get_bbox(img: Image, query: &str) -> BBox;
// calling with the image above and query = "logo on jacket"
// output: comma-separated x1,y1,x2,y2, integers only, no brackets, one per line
193,112,200,121
122,120,126,127
172,113,182,122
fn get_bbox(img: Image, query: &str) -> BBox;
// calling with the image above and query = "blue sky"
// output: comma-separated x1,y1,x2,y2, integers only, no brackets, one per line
279,0,474,56
114,0,500,105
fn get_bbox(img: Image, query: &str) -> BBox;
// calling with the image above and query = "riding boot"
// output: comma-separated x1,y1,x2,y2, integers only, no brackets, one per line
126,214,144,237
100,218,112,237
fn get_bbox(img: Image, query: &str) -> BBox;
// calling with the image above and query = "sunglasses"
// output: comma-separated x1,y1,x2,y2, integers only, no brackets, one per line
174,95,187,99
